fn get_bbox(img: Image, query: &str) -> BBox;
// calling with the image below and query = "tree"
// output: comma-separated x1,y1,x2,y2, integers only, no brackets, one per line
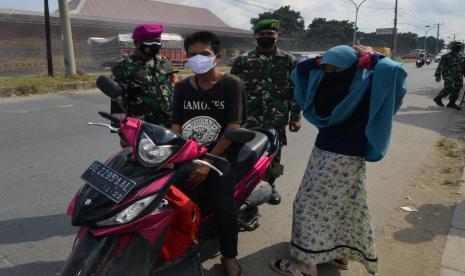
249,11,446,55
304,18,354,50
250,6,306,49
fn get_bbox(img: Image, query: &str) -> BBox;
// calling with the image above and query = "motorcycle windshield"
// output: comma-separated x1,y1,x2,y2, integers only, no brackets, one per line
140,122,186,146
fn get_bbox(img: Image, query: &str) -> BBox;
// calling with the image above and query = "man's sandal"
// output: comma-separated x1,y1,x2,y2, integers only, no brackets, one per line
328,259,349,270
269,259,317,276
221,257,243,276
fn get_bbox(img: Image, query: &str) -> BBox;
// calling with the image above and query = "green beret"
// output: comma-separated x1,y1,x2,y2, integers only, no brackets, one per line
254,19,280,33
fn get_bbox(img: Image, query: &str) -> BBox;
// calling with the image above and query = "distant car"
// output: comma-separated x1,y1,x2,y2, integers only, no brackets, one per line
402,49,427,59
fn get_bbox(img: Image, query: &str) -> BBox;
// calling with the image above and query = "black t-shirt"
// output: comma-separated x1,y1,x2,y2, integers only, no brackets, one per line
172,74,244,147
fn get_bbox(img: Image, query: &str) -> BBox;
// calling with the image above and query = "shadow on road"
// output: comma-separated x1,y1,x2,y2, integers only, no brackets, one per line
201,242,343,276
394,108,453,134
393,203,455,244
0,213,76,245
159,241,343,276
398,105,441,113
404,87,438,97
0,260,64,276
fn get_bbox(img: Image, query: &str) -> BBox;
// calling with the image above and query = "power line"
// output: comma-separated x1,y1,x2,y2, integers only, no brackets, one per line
218,0,258,14
365,5,393,10
232,0,272,11
398,9,431,25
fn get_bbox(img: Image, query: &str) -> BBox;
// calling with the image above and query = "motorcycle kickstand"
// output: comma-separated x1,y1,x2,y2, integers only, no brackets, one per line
195,254,206,276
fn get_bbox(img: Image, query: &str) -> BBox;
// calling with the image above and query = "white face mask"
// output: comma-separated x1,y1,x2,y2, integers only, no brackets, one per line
187,54,216,74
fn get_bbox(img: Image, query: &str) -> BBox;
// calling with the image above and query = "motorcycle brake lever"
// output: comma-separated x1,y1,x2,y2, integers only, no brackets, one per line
88,122,120,132
192,159,224,176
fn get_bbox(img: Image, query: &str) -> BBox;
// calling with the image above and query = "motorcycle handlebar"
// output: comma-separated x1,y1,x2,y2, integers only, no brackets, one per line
204,152,229,165
98,111,120,126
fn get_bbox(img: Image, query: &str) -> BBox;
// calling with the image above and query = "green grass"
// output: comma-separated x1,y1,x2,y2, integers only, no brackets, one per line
442,179,464,187
0,73,108,96
440,167,452,173
446,150,461,158
437,137,453,149
0,74,95,87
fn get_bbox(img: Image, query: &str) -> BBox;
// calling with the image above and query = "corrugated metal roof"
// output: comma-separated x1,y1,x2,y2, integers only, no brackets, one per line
0,8,252,38
72,0,230,28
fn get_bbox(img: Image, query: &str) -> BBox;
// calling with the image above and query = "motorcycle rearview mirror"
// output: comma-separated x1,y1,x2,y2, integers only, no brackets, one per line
96,76,123,98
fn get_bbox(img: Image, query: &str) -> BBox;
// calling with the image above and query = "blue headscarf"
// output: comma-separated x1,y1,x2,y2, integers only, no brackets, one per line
292,45,407,162
321,45,358,69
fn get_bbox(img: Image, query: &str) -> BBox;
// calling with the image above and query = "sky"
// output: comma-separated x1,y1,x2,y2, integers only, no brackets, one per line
0,0,464,42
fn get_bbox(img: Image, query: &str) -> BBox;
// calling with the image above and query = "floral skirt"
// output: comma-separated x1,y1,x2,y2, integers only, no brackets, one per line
290,147,378,274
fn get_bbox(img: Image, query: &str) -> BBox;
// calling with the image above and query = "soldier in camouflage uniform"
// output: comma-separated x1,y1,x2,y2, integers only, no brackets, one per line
433,41,465,110
231,19,301,205
111,24,175,135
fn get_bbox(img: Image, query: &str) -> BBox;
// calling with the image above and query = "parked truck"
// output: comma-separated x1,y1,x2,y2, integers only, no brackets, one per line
88,33,185,69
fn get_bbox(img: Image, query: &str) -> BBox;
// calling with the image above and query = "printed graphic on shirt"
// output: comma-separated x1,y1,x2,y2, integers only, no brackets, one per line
182,116,222,145
183,100,225,110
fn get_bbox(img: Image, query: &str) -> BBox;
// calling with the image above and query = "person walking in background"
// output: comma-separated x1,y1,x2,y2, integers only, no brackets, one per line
433,41,465,110
231,19,301,205
270,45,407,276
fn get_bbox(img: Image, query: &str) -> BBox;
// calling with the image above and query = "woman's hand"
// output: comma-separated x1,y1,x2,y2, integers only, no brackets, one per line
289,120,301,132
353,44,374,56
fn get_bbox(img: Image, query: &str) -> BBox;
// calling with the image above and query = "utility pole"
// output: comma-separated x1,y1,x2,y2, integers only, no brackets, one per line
44,0,53,77
58,0,76,77
391,0,398,58
342,0,368,45
423,25,432,52
434,23,444,54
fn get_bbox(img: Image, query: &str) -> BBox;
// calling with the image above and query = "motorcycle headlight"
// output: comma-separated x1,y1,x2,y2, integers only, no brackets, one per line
96,195,166,226
137,132,176,167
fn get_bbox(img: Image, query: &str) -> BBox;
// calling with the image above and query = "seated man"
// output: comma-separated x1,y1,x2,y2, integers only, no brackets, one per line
170,31,245,276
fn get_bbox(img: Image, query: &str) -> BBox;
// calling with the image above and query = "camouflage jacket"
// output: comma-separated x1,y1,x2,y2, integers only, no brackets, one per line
230,48,301,128
111,54,175,127
435,52,465,81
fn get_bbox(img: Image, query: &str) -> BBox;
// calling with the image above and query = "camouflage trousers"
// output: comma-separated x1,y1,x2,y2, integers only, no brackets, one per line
437,79,463,103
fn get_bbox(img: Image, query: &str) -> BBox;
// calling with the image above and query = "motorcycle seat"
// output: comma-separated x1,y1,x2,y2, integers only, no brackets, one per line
235,131,269,180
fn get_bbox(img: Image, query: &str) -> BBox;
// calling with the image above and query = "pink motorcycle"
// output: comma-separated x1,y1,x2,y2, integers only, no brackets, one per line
60,77,279,276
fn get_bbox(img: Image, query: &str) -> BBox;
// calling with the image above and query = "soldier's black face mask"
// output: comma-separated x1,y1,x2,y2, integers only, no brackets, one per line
256,37,277,48
140,40,162,58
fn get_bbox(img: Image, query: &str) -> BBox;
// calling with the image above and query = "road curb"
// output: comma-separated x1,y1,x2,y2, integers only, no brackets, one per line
441,109,465,274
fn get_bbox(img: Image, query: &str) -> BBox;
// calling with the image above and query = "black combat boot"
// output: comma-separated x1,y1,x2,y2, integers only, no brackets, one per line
446,102,462,110
433,96,444,107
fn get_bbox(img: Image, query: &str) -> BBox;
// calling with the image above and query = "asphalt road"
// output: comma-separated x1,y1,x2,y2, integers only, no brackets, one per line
0,63,459,276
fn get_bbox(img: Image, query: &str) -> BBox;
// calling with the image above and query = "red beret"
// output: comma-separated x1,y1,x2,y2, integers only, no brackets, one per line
132,24,164,41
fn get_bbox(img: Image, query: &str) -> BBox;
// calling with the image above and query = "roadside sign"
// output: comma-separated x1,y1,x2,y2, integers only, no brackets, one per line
376,28,394,35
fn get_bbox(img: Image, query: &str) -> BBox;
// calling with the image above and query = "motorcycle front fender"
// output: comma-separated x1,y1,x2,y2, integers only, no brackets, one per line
61,227,167,276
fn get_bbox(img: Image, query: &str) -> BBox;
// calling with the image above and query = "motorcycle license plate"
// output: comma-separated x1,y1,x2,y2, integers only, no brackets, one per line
81,161,136,203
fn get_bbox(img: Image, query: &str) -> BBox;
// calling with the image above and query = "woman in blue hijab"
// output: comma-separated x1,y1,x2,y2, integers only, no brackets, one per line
270,45,407,276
